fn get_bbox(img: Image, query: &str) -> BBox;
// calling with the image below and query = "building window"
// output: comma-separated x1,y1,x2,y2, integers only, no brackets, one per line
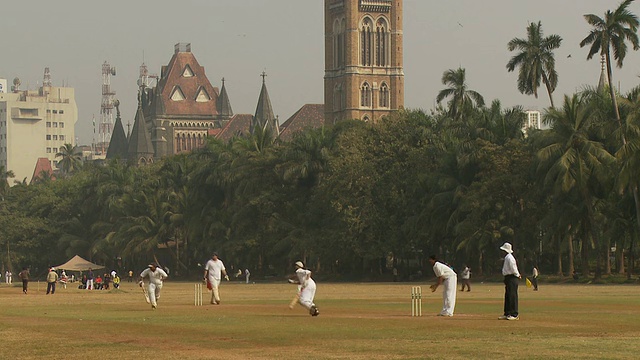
53,135,58,140
53,110,58,114
46,122,51,127
379,83,390,108
53,122,58,128
360,17,374,66
59,110,64,114
47,147,51,153
46,135,51,140
375,18,389,67
59,122,64,128
53,148,58,153
361,82,372,107
333,18,346,69
333,84,343,111
60,135,65,141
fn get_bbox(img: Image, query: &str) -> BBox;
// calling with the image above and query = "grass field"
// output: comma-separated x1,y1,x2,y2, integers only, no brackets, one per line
0,280,638,360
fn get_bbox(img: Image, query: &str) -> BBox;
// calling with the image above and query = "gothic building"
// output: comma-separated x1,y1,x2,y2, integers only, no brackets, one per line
324,0,404,123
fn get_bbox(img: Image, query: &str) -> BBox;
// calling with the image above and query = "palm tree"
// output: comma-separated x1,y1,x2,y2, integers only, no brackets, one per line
0,165,15,200
436,67,485,119
507,21,562,108
56,143,83,174
537,94,616,277
580,0,640,122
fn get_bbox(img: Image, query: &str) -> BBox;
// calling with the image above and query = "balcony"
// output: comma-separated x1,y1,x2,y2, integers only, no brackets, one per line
360,0,392,12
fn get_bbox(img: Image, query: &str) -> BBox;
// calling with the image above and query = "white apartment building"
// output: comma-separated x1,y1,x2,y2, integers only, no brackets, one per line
524,110,542,130
0,77,77,184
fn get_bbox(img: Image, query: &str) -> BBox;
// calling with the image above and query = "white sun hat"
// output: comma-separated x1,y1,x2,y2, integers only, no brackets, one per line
499,242,513,254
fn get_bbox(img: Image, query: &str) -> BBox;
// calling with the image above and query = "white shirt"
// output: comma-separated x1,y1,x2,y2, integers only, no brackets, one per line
205,259,226,281
533,267,539,278
432,262,456,279
502,253,520,277
140,267,168,285
296,268,312,287
461,267,470,280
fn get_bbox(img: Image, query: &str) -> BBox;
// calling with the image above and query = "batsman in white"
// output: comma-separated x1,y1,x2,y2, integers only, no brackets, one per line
203,252,229,305
288,261,319,316
139,263,168,310
428,255,457,317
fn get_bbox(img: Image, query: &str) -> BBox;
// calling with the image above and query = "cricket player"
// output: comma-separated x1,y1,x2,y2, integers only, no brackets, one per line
139,263,168,309
204,252,229,305
428,255,457,317
289,261,319,316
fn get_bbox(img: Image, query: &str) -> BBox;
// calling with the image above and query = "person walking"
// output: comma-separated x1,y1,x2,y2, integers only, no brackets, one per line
139,263,168,310
86,268,94,290
499,242,521,320
460,265,471,292
18,267,30,294
128,270,133,282
46,267,59,295
428,255,457,317
203,252,229,305
245,268,251,284
288,261,319,316
531,266,539,291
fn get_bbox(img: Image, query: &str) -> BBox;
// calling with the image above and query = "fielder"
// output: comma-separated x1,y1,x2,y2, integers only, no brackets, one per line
428,255,457,317
139,263,168,310
203,252,229,305
288,261,319,316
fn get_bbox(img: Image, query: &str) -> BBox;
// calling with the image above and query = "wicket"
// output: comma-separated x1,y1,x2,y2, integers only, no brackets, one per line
194,283,203,306
411,286,422,317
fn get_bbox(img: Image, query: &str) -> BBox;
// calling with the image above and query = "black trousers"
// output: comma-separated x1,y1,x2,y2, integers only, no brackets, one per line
503,275,519,317
46,281,56,294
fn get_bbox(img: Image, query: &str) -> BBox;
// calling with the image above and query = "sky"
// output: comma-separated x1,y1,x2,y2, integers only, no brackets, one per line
2,0,640,145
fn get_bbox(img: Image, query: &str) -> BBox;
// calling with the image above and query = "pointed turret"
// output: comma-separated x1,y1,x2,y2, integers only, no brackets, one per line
106,100,128,160
127,91,154,165
597,54,609,93
217,78,233,120
252,72,279,135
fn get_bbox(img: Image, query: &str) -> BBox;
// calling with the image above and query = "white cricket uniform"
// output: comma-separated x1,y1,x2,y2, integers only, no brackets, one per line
205,259,226,303
432,262,457,316
140,267,168,307
296,268,316,309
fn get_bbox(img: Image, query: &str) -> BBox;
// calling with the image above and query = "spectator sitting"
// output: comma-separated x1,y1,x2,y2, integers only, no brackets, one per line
95,275,103,290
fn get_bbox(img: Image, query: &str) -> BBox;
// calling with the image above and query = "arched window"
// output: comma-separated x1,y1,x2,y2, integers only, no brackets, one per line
361,82,372,108
333,84,342,111
363,115,370,123
375,18,389,67
360,17,374,66
379,83,390,108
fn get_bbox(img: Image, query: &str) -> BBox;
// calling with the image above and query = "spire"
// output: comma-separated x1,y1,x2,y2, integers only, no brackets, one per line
597,54,609,93
106,100,129,160
127,90,154,165
217,77,233,119
252,72,279,135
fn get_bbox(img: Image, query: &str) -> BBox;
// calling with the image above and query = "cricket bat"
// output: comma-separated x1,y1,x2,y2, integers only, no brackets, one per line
289,293,300,309
141,281,150,303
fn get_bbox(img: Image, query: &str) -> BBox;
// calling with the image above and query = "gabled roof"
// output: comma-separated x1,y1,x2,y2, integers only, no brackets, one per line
106,113,128,159
279,104,325,141
30,157,55,184
155,45,218,116
253,79,278,135
216,114,253,142
127,103,154,163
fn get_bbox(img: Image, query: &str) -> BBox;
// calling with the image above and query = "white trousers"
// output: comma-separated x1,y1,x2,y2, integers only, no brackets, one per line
298,281,316,309
440,275,457,316
86,279,94,290
148,282,163,307
209,278,221,303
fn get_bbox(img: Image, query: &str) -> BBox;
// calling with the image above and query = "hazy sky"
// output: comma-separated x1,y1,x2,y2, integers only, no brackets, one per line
2,0,640,145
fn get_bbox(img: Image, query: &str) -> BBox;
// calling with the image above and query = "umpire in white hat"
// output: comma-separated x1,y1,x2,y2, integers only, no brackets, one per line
499,242,521,320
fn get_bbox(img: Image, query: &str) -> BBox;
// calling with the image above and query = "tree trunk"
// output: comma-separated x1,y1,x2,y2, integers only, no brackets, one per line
542,72,555,108
556,235,563,276
605,52,621,122
568,229,575,276
605,238,611,275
